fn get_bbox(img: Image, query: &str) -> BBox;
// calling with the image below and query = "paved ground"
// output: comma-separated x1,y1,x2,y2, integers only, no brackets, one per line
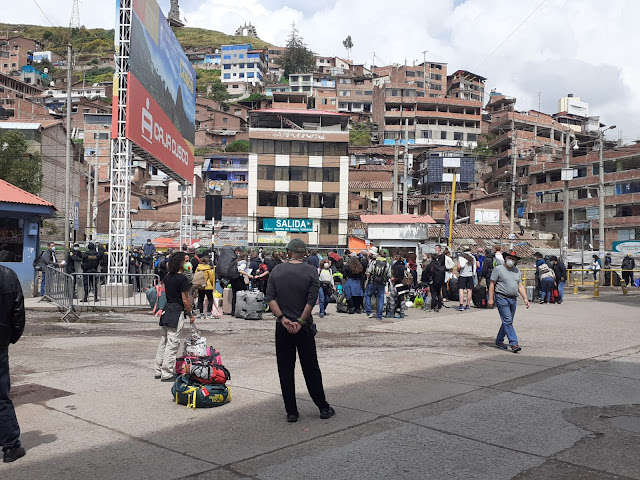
5,291,640,479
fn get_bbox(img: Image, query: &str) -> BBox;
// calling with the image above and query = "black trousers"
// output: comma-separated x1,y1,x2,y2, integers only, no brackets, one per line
431,282,443,310
197,289,213,313
84,272,98,300
0,346,20,452
275,323,329,415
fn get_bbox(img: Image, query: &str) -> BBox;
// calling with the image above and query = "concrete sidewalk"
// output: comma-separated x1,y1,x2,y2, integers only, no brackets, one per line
6,294,640,479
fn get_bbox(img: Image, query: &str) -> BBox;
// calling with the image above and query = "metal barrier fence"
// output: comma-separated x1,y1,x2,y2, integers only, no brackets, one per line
70,272,160,309
519,267,640,298
42,265,78,321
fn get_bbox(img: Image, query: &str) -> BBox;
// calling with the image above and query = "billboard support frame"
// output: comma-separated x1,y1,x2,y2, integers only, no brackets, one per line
108,0,133,280
180,183,193,248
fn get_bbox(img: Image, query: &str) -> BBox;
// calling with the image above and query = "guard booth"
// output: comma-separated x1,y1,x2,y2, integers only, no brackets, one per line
0,179,57,296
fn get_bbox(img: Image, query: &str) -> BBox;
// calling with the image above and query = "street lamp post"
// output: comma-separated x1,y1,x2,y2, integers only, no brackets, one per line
598,125,616,261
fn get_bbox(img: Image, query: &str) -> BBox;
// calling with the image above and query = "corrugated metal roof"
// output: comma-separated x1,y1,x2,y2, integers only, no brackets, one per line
0,179,56,208
361,214,436,224
251,108,349,116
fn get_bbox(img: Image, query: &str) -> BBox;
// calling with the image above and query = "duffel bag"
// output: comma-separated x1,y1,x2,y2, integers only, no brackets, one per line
184,357,231,385
176,346,222,375
172,375,231,409
336,293,349,313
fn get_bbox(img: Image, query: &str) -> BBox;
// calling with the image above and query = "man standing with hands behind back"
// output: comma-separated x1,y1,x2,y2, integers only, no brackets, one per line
266,238,334,423
488,250,529,353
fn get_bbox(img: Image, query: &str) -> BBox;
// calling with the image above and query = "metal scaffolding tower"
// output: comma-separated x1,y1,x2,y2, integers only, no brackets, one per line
180,183,193,248
70,0,80,29
108,0,132,279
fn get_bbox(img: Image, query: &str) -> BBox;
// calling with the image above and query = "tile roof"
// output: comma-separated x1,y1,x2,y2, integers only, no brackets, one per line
0,179,55,208
361,214,436,224
349,180,394,190
427,224,509,239
351,164,394,171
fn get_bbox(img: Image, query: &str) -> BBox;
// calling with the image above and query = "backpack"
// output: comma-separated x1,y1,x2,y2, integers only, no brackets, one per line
430,259,446,283
33,250,44,270
171,375,230,409
216,247,240,280
193,269,207,289
402,268,413,287
336,293,349,313
371,259,389,284
145,281,167,316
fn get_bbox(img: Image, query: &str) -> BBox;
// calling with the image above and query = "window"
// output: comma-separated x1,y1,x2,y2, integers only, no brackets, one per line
430,73,442,81
616,181,640,194
324,142,348,156
339,90,351,97
308,142,323,156
239,54,244,59
321,98,328,105
321,193,339,208
320,220,338,235
223,64,231,69
274,141,291,155
222,117,227,124
302,86,311,92
290,76,298,82
616,205,633,217
290,166,307,181
467,133,477,142
247,63,254,68
618,229,636,241
554,212,563,221
239,63,244,68
440,131,447,140
0,218,23,262
239,73,244,78
574,167,588,178
93,132,109,140
339,78,351,84
291,141,307,155
223,73,230,79
454,132,463,141
323,167,340,182
364,90,373,95
250,139,274,153
258,191,278,206
303,76,311,81
421,130,432,139
355,90,363,95
308,167,323,182
223,55,231,59
247,72,254,78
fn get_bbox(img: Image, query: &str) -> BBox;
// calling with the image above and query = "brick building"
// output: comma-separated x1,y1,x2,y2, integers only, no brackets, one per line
248,108,350,248
194,97,248,148
526,143,640,250
372,63,482,148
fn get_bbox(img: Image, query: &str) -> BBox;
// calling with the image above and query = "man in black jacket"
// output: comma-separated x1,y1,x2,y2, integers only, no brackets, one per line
0,265,26,463
81,243,100,302
39,242,62,296
550,256,567,304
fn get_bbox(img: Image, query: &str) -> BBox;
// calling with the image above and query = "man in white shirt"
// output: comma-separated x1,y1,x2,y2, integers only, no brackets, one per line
457,247,476,311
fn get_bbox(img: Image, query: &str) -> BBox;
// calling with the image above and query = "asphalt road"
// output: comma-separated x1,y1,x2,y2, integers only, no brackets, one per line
5,292,640,479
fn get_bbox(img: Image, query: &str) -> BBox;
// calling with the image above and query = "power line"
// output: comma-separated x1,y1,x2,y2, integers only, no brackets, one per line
475,0,547,72
32,0,56,28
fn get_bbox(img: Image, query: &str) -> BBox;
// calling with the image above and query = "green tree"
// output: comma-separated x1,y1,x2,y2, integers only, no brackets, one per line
342,35,353,60
206,80,232,102
225,140,249,152
0,130,43,195
278,23,315,79
349,123,372,146
472,140,494,158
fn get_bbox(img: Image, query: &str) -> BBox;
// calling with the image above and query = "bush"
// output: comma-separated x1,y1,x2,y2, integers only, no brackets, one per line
225,140,249,152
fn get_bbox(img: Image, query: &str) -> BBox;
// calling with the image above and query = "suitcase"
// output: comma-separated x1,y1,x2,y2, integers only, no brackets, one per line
222,288,233,315
526,286,534,302
234,290,264,320
472,285,487,308
447,278,459,301
612,271,621,286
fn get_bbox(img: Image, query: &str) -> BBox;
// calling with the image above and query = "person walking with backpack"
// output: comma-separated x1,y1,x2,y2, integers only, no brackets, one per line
391,254,411,319
317,261,335,318
0,264,26,463
266,238,335,423
364,247,391,320
194,256,215,319
621,253,635,287
488,251,530,353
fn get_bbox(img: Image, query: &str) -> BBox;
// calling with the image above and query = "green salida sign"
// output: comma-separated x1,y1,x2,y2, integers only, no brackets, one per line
263,218,313,233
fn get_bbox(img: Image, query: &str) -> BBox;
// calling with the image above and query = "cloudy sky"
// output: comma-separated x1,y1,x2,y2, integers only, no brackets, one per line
14,0,639,140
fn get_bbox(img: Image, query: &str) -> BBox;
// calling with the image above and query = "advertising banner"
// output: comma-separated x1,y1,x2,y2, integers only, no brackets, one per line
613,240,640,254
124,0,196,180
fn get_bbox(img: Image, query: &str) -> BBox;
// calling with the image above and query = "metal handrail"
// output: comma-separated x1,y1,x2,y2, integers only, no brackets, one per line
43,265,78,322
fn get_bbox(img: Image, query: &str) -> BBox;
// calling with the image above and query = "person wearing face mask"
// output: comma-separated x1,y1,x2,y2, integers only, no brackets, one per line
488,250,530,353
318,261,335,318
143,239,156,257
38,242,63,296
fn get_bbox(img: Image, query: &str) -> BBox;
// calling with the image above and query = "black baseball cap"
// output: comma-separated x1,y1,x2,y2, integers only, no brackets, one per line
286,238,307,253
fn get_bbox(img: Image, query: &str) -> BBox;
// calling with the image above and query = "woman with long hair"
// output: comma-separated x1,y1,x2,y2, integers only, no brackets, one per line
343,255,365,314
154,251,194,382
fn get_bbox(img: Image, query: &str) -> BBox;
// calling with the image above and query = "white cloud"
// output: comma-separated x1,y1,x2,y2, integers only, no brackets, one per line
5,0,639,139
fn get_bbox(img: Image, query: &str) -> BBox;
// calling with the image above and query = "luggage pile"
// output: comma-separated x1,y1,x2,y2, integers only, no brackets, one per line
172,324,231,409
235,289,265,320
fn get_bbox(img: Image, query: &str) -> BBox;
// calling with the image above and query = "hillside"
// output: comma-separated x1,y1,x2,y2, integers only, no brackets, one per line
0,22,270,59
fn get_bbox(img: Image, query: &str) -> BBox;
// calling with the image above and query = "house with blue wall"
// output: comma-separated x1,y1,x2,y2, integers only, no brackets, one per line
0,179,57,296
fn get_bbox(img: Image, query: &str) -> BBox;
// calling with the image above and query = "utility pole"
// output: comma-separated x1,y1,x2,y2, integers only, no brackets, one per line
92,134,99,236
598,125,616,264
561,129,571,266
64,44,72,251
509,117,517,250
392,139,399,214
85,151,92,240
403,118,409,214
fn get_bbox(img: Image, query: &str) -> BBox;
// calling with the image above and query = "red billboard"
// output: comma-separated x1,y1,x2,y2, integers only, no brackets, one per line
114,0,196,181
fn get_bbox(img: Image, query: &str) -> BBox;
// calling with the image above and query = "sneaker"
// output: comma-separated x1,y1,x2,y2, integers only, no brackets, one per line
457,305,464,311
464,305,470,310
3,446,26,463
394,313,404,319
154,374,161,379
319,313,325,318
511,345,522,353
366,313,373,318
539,300,545,304
320,406,335,419
495,343,508,350
286,413,299,423
160,375,178,382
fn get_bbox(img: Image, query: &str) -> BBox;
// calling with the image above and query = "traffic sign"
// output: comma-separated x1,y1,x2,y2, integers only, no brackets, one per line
263,218,313,233
572,223,589,230
73,202,80,231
